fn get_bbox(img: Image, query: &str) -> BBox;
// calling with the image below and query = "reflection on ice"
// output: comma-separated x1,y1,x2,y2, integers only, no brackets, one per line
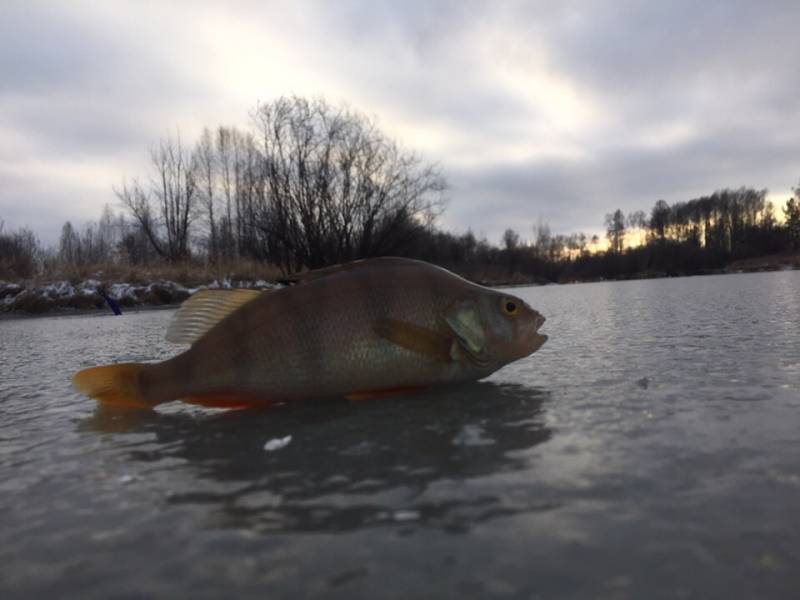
80,382,552,534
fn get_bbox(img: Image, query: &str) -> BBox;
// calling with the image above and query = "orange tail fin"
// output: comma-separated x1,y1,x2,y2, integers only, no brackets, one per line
72,363,157,410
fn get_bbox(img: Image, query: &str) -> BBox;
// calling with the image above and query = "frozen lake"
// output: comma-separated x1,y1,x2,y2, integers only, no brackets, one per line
1,270,799,598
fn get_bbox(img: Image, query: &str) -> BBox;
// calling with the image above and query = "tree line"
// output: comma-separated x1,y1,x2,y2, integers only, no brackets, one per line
2,95,799,282
113,96,446,273
583,187,800,280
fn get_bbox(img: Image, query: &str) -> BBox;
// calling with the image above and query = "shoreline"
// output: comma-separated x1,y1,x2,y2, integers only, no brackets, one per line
0,302,182,321
1,260,797,320
0,278,277,320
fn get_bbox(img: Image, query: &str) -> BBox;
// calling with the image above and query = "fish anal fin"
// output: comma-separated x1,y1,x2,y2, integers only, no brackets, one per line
373,318,452,363
166,289,263,345
182,393,267,410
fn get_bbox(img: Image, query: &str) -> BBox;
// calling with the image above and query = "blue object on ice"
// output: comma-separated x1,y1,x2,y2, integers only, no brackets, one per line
100,290,122,315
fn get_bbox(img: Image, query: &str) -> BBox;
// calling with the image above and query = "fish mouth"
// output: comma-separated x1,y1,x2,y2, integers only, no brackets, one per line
527,311,548,352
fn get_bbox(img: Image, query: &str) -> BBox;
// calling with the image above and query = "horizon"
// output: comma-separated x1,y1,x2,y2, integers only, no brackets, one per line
2,1,800,246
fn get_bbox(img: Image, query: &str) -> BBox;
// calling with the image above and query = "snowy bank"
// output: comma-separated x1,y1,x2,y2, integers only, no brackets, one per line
0,278,279,316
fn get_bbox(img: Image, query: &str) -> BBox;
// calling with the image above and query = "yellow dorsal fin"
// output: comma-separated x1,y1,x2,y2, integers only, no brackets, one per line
165,289,263,345
373,318,453,363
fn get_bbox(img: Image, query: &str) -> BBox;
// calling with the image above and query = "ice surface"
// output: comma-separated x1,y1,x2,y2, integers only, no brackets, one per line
263,436,292,452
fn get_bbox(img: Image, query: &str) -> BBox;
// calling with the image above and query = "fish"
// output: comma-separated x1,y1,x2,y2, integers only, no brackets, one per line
72,257,547,410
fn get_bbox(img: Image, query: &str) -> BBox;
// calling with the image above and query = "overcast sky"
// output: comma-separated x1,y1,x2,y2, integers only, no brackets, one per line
2,0,799,246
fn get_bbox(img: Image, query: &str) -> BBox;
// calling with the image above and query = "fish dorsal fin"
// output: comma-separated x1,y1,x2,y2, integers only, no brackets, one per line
373,318,454,363
165,289,262,345
283,257,427,285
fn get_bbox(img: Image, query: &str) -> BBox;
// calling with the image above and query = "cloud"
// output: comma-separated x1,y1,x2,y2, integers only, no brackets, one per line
446,124,800,240
1,1,799,247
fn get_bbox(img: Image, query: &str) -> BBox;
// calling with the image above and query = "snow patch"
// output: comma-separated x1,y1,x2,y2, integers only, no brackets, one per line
41,281,76,299
108,283,139,301
263,436,292,452
2,276,281,313
79,279,102,295
0,282,23,303
208,278,233,289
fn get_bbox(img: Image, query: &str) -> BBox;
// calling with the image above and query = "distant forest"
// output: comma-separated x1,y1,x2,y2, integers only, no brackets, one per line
2,96,800,284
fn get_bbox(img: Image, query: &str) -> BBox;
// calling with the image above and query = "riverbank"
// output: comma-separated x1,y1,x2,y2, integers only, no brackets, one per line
723,252,800,273
556,251,800,284
1,253,797,317
0,277,278,318
0,260,551,317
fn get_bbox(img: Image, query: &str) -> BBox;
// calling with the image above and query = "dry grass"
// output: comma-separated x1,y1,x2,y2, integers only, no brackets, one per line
35,258,284,287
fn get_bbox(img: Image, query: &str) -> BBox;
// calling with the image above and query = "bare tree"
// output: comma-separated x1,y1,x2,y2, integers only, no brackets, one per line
215,126,238,259
195,128,218,261
577,232,588,256
532,219,551,259
253,96,447,272
605,209,626,254
116,133,199,261
627,210,647,230
59,221,79,265
502,228,520,251
0,222,40,278
649,200,670,242
97,204,117,261
785,188,800,249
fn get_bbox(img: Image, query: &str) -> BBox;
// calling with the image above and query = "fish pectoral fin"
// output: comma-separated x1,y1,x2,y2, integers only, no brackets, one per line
372,318,453,363
181,393,266,410
444,301,491,367
166,289,263,345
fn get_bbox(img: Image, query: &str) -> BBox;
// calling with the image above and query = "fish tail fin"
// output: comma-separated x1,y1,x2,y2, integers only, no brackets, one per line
72,363,159,410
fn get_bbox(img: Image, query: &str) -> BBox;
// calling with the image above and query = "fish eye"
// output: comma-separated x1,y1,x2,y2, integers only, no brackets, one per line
501,299,518,316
